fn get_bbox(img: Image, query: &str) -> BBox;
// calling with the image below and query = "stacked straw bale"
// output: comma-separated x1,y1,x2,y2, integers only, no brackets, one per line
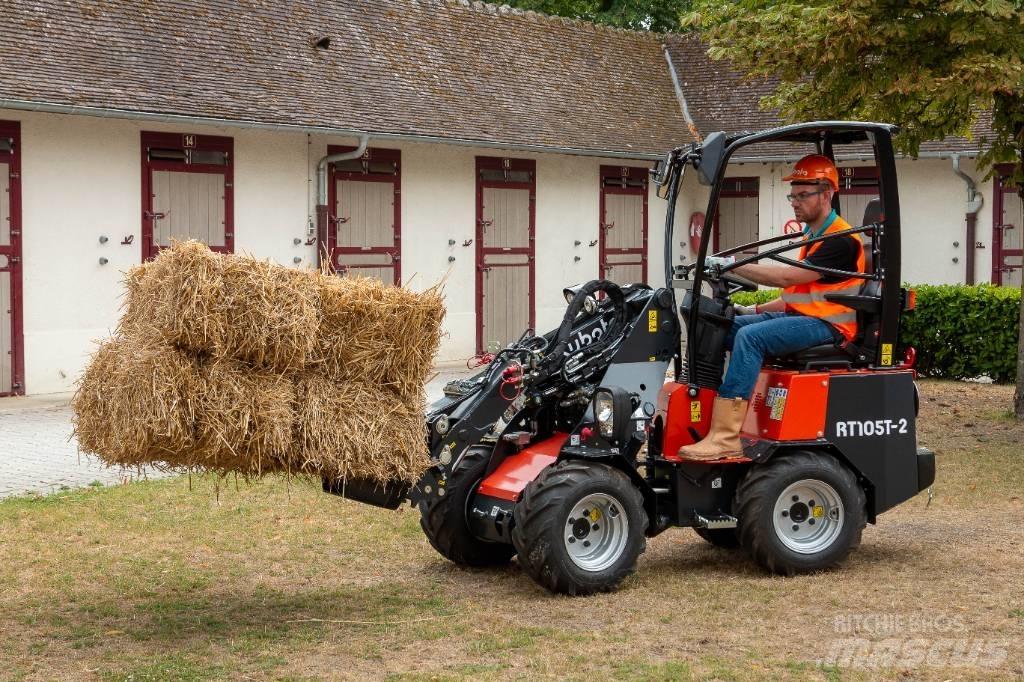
74,240,445,484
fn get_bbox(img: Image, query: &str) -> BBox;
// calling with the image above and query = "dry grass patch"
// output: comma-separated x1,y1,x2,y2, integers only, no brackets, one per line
4,380,1023,680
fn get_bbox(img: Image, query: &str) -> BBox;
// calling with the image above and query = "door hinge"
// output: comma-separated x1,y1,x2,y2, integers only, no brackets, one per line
10,256,20,264
9,171,19,179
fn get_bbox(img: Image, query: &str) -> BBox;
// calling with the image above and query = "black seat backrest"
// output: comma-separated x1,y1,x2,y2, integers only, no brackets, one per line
860,198,881,274
852,198,884,352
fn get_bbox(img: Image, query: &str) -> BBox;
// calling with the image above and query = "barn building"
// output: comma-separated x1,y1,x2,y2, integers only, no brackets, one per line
1,0,1019,396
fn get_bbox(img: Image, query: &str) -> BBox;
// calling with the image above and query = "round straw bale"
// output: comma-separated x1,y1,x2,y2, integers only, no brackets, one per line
293,373,430,484
72,336,203,468
217,255,320,372
193,358,297,476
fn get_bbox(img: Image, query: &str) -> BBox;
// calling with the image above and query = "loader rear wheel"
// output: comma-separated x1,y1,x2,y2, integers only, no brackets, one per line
418,446,516,567
693,527,740,549
512,461,647,596
735,450,865,576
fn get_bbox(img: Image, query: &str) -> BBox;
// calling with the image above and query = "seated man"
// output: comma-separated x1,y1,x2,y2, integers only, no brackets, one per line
680,154,865,461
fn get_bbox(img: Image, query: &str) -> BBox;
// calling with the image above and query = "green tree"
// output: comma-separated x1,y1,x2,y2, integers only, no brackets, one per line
504,0,689,31
687,0,1024,417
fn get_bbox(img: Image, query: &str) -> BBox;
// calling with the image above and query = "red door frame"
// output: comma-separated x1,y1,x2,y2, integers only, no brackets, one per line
0,120,24,396
714,177,759,252
599,165,648,283
140,131,234,261
993,164,1022,285
837,165,880,194
475,157,536,354
324,146,401,284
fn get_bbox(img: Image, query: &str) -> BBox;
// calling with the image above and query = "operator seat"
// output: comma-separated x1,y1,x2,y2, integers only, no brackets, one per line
767,199,882,370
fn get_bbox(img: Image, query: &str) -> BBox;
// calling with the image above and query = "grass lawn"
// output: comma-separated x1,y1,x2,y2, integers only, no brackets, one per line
1,379,1022,680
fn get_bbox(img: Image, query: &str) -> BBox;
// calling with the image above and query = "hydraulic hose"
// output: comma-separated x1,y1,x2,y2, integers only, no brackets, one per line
540,280,627,376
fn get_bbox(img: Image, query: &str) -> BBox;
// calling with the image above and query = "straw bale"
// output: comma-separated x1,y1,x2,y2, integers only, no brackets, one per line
118,241,322,371
217,254,320,372
294,373,430,484
315,275,446,400
128,240,227,353
72,336,203,467
116,261,154,336
192,358,297,476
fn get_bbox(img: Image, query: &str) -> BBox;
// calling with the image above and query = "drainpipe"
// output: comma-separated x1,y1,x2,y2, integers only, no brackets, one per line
315,134,370,270
951,154,984,284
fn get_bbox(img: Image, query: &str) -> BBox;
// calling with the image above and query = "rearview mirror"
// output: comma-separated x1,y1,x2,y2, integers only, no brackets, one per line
696,132,726,186
650,150,674,188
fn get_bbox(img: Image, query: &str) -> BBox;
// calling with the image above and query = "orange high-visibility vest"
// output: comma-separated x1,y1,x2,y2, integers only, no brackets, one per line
781,214,866,341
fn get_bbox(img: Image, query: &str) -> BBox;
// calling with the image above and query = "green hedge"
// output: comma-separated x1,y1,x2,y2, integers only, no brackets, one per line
732,284,1021,382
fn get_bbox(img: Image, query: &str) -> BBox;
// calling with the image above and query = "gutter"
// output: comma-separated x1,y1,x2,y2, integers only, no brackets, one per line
315,136,370,270
0,98,662,161
951,154,984,284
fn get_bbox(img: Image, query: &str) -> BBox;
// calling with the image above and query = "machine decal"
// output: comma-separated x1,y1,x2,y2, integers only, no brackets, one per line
648,310,658,332
835,418,909,437
766,387,788,421
690,400,702,422
565,316,610,354
881,343,893,366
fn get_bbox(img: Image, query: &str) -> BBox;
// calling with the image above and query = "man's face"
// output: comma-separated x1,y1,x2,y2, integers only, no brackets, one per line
789,182,833,224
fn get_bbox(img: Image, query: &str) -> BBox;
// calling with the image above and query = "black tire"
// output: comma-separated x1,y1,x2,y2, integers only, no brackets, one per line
512,461,647,596
418,446,516,567
693,527,741,549
735,450,866,576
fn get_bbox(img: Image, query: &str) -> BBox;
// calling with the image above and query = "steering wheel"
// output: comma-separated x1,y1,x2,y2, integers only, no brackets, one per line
540,279,628,374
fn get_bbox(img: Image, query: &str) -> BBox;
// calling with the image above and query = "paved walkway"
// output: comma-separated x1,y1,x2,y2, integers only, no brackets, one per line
0,364,476,500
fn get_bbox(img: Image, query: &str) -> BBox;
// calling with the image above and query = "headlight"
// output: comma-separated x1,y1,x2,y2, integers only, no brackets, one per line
595,392,615,438
592,386,632,443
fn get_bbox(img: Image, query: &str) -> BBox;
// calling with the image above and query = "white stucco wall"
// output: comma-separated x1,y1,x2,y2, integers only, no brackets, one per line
2,106,1001,396
681,156,996,287
4,108,691,395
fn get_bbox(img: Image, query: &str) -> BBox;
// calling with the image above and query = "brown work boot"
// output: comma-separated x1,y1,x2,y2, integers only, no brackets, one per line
678,397,749,461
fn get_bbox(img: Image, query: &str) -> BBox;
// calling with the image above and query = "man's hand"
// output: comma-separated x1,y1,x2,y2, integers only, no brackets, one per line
735,304,758,316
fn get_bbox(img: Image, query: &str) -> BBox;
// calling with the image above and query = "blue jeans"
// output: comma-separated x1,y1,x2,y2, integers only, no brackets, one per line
717,313,837,400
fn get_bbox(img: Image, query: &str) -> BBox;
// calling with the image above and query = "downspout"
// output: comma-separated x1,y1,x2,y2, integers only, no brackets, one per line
951,154,984,284
315,134,370,270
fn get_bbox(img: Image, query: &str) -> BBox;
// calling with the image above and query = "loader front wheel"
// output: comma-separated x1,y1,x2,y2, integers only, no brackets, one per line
512,461,647,596
418,446,516,567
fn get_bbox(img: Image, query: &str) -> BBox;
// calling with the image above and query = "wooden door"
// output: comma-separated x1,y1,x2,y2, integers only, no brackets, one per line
476,158,535,353
716,177,759,257
328,147,401,285
141,132,233,260
994,172,1022,288
0,121,22,396
600,166,647,285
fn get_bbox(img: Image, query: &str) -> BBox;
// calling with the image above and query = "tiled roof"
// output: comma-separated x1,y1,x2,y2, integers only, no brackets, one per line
0,1,990,157
0,0,692,156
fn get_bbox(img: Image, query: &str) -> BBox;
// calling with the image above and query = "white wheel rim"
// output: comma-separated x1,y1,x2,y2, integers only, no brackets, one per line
772,479,844,554
564,493,629,572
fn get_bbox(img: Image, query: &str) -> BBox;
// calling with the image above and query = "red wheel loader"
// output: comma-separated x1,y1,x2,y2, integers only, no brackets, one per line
325,121,935,595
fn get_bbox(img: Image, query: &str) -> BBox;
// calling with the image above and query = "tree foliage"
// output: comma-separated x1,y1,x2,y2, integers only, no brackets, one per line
503,0,689,32
685,1,1024,179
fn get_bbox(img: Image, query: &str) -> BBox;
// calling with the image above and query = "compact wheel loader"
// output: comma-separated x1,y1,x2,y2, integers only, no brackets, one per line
325,121,935,595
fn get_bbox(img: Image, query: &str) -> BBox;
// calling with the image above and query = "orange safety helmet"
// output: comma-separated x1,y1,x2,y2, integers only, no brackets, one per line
783,154,839,192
